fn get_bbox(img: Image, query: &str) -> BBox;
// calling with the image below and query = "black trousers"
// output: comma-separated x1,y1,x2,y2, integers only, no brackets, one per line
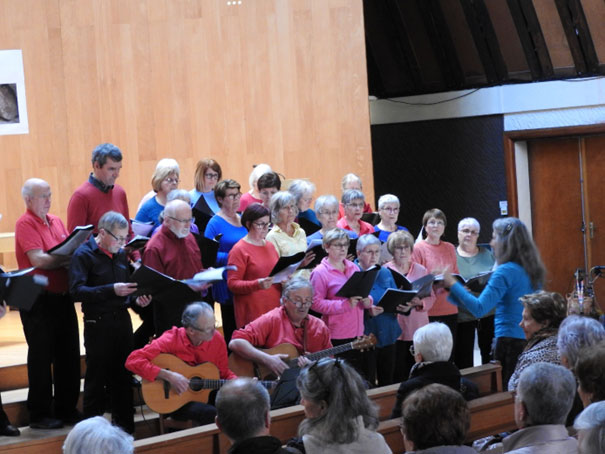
0,394,11,427
493,336,526,388
332,338,368,381
83,309,134,433
429,314,458,363
393,340,415,383
19,293,80,422
219,303,237,349
455,315,495,369
363,344,397,387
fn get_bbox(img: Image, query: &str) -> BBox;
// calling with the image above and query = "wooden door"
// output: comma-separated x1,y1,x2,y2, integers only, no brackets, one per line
528,137,585,294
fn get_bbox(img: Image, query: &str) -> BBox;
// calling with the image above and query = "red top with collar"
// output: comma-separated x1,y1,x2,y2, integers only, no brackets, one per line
143,224,203,279
336,216,375,236
231,306,332,354
15,209,69,293
125,327,236,382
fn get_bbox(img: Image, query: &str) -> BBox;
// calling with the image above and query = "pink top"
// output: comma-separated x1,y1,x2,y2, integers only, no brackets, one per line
384,261,436,341
336,217,374,236
227,239,281,328
231,306,332,354
238,193,263,213
309,257,369,340
411,240,459,316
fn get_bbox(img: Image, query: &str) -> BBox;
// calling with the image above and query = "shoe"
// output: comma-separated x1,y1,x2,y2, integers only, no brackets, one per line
29,417,64,429
0,424,20,436
61,410,84,425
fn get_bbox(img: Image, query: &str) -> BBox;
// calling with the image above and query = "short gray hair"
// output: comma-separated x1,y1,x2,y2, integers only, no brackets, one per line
269,191,298,224
457,217,480,232
216,378,270,442
288,179,316,205
248,163,272,190
322,228,350,249
62,416,133,454
314,194,339,215
574,401,605,454
181,302,214,328
557,315,605,369
356,234,380,253
281,277,314,305
413,322,452,362
341,173,362,191
91,143,122,166
167,189,191,204
341,189,364,206
98,211,128,232
517,362,576,426
377,194,399,210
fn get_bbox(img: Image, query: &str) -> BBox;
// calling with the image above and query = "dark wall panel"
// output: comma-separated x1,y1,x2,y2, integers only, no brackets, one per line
371,115,506,245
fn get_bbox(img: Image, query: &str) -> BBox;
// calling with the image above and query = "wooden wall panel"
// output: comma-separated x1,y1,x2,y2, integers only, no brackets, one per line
0,0,373,234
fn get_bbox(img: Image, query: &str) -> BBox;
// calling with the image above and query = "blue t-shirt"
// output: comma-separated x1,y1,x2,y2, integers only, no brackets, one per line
204,214,248,304
135,196,163,227
298,208,320,226
448,261,536,339
374,225,408,242
307,228,357,245
363,265,402,348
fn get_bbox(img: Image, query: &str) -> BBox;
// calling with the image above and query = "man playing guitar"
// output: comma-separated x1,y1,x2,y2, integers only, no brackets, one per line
126,301,236,425
229,277,332,378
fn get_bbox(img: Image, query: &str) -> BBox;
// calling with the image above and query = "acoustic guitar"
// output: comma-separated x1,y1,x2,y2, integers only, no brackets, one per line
228,334,377,380
141,353,276,414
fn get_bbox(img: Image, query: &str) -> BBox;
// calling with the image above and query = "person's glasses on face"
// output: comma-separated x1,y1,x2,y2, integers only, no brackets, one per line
104,229,127,244
205,172,219,180
252,221,270,230
381,206,399,213
346,202,364,209
190,323,217,335
287,296,313,308
320,209,338,217
409,344,416,356
167,216,193,225
427,220,445,226
459,228,479,236
225,192,242,200
281,205,297,212
330,241,349,249
164,177,180,185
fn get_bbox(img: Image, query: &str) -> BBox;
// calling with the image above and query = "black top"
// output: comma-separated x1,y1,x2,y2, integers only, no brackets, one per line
391,361,462,419
228,436,294,454
69,236,132,318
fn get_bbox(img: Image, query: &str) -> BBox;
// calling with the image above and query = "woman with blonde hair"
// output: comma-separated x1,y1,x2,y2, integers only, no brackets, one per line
135,158,180,228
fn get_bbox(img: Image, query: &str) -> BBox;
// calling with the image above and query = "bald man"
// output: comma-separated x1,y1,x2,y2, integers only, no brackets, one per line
143,199,207,335
15,178,81,429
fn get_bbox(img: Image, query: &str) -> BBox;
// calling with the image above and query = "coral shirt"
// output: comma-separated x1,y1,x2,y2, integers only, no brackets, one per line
337,217,375,236
125,327,236,382
231,306,332,354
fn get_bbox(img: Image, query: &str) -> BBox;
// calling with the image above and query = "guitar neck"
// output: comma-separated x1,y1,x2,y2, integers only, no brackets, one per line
302,342,355,363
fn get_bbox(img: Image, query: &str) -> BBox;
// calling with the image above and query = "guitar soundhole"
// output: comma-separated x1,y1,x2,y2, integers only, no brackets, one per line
190,376,203,392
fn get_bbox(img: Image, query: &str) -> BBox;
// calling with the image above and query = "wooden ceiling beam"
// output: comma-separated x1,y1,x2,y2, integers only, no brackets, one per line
459,0,508,83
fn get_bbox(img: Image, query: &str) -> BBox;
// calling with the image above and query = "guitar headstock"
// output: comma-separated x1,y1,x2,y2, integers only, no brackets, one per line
352,334,377,351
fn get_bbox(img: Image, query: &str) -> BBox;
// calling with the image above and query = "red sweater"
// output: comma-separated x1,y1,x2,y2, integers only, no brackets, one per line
143,224,203,279
67,179,130,234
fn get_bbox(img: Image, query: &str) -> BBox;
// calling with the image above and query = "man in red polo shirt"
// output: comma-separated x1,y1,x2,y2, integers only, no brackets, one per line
143,199,207,336
229,277,332,378
15,178,81,429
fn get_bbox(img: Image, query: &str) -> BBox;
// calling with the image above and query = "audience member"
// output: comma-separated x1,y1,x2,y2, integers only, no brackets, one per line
126,302,235,425
62,416,133,454
69,211,151,434
135,158,180,228
454,217,495,369
215,378,292,454
309,228,373,376
204,179,247,345
227,204,280,328
67,143,131,234
292,358,391,454
337,173,372,218
574,401,605,454
391,322,462,419
499,362,577,453
384,230,435,383
289,179,319,228
401,384,476,454
508,291,566,391
414,208,459,359
575,340,605,407
230,278,332,378
15,179,81,429
445,217,546,385
337,190,374,237
306,195,356,244
143,199,208,335
0,301,19,436
239,163,272,212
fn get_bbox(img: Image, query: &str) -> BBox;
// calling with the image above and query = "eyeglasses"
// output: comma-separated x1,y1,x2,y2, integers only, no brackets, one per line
286,297,313,308
346,202,364,209
319,209,338,217
409,344,416,356
329,242,349,249
204,172,219,180
427,220,445,226
252,221,270,229
167,216,193,224
280,205,297,212
164,177,180,185
459,228,479,236
190,323,218,335
393,245,410,252
104,229,127,243
381,207,399,213
225,192,242,200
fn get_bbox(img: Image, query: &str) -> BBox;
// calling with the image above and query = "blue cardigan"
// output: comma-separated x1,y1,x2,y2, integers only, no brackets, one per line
448,261,536,340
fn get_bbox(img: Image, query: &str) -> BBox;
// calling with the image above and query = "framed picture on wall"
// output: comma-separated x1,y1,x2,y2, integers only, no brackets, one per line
0,49,28,135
